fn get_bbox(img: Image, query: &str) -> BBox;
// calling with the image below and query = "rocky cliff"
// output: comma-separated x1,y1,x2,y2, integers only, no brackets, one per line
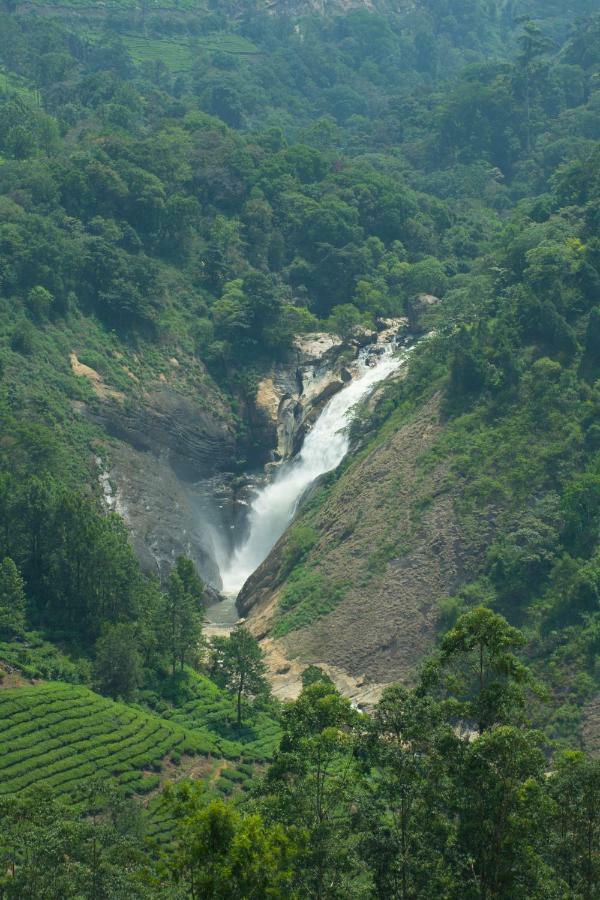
70,350,243,587
73,328,387,590
253,322,407,467
238,389,493,691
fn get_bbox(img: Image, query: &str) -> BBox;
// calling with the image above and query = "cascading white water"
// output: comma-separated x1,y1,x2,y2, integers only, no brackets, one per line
219,342,410,597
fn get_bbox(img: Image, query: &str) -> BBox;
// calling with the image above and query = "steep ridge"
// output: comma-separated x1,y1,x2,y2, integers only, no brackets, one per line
239,389,492,688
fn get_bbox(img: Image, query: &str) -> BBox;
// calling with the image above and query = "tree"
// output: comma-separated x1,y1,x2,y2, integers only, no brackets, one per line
93,623,143,699
172,555,204,608
458,726,549,899
159,557,204,676
327,303,362,341
580,306,600,382
163,783,298,899
210,625,268,727
26,286,53,321
0,783,151,898
514,20,554,154
426,607,529,734
263,682,363,898
0,557,26,639
358,685,458,899
548,751,600,899
562,472,600,559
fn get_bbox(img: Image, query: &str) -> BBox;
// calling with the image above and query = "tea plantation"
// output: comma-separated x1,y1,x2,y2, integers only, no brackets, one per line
0,682,219,801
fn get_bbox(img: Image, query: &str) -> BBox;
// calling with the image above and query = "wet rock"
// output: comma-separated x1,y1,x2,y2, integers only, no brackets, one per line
82,377,243,588
350,329,377,349
250,333,357,464
312,380,345,407
376,316,410,342
89,387,236,482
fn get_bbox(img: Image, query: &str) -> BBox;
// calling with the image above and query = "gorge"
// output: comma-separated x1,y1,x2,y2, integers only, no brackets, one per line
209,330,413,621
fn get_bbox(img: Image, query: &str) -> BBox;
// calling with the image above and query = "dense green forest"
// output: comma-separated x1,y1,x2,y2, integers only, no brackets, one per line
1,0,600,895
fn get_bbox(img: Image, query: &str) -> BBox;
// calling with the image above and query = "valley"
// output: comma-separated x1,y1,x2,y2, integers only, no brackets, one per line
0,0,599,895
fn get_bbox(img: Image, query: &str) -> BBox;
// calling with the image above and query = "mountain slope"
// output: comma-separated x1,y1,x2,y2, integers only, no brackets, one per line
241,392,475,685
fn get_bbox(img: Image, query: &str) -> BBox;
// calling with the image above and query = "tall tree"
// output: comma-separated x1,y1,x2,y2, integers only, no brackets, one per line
159,557,204,676
514,20,553,153
210,625,268,727
548,751,600,899
0,556,26,639
358,685,458,899
263,682,363,898
458,726,549,899
93,623,143,700
425,607,530,734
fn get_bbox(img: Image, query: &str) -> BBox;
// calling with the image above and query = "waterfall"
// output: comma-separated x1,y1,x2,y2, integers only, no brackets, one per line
218,341,411,597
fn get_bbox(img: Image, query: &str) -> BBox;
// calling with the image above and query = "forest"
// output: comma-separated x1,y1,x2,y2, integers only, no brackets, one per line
0,0,599,896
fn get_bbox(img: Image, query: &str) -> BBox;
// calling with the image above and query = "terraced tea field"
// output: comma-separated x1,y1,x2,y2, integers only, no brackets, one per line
122,31,258,74
0,676,281,805
0,682,218,801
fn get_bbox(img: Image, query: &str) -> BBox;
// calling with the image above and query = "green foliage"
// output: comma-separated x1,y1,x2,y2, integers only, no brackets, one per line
210,625,269,727
547,751,600,897
0,783,153,899
263,682,363,898
166,672,282,762
430,607,530,734
162,783,297,899
1,618,599,898
93,623,144,700
0,682,214,801
273,565,349,637
279,523,318,579
0,2,599,894
0,557,25,639
157,556,205,676
327,303,364,341
301,665,334,689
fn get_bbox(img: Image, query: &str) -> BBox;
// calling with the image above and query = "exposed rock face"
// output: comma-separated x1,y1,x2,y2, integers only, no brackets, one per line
82,319,409,591
254,325,408,467
97,445,237,586
91,387,236,482
254,332,347,463
78,361,244,587
240,393,494,686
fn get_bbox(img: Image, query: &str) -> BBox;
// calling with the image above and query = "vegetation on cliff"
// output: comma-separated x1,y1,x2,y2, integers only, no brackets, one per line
0,0,599,894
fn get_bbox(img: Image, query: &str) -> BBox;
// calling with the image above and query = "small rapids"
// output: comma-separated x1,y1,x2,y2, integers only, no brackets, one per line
218,341,411,598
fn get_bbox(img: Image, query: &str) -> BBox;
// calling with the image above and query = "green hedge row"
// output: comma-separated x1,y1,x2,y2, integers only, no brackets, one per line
0,684,209,799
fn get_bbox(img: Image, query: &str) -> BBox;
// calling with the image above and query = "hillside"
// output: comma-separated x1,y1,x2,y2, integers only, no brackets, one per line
0,0,599,894
0,682,211,799
0,674,281,821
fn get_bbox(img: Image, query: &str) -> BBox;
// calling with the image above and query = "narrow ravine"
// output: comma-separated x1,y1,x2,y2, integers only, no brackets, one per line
209,340,412,624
